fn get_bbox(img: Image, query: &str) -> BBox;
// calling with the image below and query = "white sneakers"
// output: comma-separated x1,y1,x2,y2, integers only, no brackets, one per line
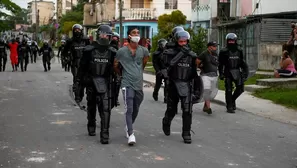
128,133,136,146
125,125,136,145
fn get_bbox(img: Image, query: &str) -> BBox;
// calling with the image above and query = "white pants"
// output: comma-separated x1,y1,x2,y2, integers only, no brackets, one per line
201,75,218,101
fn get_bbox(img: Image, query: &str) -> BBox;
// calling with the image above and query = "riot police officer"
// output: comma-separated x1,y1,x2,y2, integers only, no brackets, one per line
0,39,9,71
110,32,120,50
17,39,31,72
152,38,168,103
76,25,116,144
58,39,66,68
110,32,121,106
63,24,90,103
30,41,39,63
161,30,200,144
218,33,249,113
39,41,53,72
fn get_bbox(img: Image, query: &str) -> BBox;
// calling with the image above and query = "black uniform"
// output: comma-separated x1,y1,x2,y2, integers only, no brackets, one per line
39,43,53,72
57,43,65,68
0,39,9,71
162,31,197,144
15,37,21,68
76,25,116,144
30,42,39,63
17,40,31,72
218,33,249,113
62,24,90,102
110,32,121,106
152,39,168,103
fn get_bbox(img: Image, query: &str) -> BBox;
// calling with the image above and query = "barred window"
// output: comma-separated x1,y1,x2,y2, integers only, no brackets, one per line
165,0,177,9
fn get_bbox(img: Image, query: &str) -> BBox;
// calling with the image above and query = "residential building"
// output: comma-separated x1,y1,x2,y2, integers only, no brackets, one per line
191,0,297,71
83,0,116,36
62,0,78,14
57,0,78,21
27,0,55,26
114,0,192,40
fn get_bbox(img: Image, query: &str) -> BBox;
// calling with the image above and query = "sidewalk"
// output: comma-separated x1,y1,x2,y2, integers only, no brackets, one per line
143,73,297,126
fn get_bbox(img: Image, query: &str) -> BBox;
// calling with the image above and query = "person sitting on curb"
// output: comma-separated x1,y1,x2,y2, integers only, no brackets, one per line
274,50,297,78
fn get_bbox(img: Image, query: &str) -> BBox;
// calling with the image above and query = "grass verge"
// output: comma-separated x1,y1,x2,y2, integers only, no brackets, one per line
253,87,297,110
144,62,155,73
218,74,272,90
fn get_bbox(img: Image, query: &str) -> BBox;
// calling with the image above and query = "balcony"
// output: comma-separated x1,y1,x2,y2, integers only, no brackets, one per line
122,8,156,20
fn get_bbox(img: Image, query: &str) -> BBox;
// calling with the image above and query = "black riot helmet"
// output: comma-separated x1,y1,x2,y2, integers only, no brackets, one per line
72,24,83,39
157,38,167,50
43,40,48,46
174,30,190,46
225,33,238,49
96,24,113,46
21,39,27,45
16,37,20,43
170,26,185,40
112,32,120,40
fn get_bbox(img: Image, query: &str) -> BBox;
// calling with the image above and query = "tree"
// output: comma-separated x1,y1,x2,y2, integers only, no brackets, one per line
7,8,29,25
59,1,84,35
157,10,187,38
62,21,77,34
187,27,208,55
0,0,21,30
151,10,207,57
0,0,21,18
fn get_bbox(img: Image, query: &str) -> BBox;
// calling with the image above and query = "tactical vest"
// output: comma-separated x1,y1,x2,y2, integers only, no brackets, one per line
90,49,111,77
43,47,50,57
228,50,241,69
19,45,28,57
170,54,193,81
71,41,85,59
31,45,37,52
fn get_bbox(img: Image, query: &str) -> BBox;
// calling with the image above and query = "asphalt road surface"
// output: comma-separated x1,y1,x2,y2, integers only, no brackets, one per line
0,58,297,168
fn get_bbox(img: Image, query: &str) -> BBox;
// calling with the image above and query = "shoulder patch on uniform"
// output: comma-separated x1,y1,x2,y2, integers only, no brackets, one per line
163,48,175,55
220,47,228,52
188,51,197,58
84,45,94,51
108,46,117,53
153,51,161,56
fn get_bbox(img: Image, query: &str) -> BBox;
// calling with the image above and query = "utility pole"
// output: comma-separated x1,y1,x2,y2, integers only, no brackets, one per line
35,0,38,41
119,0,123,46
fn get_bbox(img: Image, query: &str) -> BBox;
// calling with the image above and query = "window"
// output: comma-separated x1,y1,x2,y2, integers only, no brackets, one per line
165,0,177,9
131,0,144,8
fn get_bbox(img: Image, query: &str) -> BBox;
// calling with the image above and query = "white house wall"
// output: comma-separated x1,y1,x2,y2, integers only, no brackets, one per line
252,0,297,15
191,0,218,23
115,0,192,20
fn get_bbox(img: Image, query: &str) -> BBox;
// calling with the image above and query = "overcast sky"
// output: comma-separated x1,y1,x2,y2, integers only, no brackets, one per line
13,0,55,8
4,0,55,14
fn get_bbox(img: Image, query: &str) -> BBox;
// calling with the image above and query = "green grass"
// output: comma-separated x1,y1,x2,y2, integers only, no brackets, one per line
253,87,297,110
143,66,297,109
258,69,274,72
218,74,272,90
144,62,155,73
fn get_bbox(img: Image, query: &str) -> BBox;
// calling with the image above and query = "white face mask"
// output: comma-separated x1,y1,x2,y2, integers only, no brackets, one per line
129,35,140,43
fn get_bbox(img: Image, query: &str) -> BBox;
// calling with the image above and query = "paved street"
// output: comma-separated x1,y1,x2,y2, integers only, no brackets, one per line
0,58,297,168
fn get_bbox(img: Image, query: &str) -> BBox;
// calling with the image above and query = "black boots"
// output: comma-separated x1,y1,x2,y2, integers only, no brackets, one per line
87,123,96,136
100,130,109,144
99,111,110,144
162,118,171,136
182,131,192,144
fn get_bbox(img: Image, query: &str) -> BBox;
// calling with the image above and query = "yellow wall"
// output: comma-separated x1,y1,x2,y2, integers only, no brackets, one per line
144,0,151,8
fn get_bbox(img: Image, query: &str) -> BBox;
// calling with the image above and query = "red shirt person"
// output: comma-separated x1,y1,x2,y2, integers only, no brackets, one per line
8,39,19,71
